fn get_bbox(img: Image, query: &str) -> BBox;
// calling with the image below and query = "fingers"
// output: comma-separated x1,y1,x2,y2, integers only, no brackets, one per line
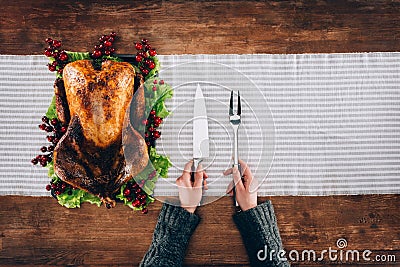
176,160,193,187
193,163,204,188
223,166,243,192
203,179,208,191
232,167,245,191
177,161,208,189
238,159,252,177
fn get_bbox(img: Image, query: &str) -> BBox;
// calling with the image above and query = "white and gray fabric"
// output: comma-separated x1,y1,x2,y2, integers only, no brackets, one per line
0,53,399,197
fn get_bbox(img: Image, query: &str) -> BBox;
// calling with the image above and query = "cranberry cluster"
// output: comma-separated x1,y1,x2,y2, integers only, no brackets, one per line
143,108,163,147
91,32,117,58
46,179,75,197
135,39,157,76
31,116,66,167
44,38,69,75
123,181,150,214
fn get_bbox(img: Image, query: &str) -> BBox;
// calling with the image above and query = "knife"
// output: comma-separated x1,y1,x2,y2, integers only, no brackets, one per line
191,84,210,182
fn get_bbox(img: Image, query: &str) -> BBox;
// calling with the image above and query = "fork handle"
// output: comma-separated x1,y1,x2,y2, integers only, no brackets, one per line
232,163,242,208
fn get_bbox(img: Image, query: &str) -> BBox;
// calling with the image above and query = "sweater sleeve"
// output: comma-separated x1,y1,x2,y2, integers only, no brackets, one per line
140,203,200,267
233,201,290,267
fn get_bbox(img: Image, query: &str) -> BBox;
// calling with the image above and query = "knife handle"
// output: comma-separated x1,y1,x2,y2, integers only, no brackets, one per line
191,159,202,183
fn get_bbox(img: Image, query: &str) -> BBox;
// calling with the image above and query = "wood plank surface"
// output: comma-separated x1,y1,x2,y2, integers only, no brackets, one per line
0,195,399,266
0,0,400,266
0,0,399,55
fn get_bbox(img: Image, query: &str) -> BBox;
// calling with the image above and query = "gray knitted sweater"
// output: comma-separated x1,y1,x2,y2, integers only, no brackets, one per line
140,201,290,266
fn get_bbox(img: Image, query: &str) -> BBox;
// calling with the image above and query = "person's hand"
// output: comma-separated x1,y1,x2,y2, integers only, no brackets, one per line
224,159,258,211
176,161,208,213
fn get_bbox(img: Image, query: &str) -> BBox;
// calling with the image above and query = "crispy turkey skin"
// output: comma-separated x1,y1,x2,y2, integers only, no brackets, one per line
53,60,148,207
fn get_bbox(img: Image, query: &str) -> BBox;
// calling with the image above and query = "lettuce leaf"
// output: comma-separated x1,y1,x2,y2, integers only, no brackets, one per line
45,96,57,120
149,147,172,178
66,51,91,61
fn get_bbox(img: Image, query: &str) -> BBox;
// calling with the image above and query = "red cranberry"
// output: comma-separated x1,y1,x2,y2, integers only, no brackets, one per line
59,52,68,62
142,69,149,75
92,50,102,58
48,145,54,151
47,136,54,142
48,64,56,72
153,131,161,139
31,158,38,165
40,146,47,152
52,40,62,48
39,124,47,130
45,184,51,191
149,49,157,57
132,199,141,207
141,208,148,214
154,118,162,125
44,49,53,57
135,188,142,194
123,188,131,196
150,110,156,116
141,38,149,44
45,38,53,44
104,40,112,47
50,118,58,126
152,85,157,91
41,116,49,123
135,43,143,50
45,126,53,132
144,44,151,51
110,32,117,38
135,55,143,62
99,35,107,42
142,119,148,125
148,62,155,69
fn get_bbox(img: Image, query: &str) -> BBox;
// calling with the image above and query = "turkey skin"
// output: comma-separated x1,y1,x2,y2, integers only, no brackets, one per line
53,60,148,207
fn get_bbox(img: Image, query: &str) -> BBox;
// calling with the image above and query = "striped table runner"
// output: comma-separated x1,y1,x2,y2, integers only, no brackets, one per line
0,53,399,197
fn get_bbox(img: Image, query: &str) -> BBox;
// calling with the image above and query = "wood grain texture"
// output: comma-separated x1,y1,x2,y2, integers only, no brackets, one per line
0,0,399,55
0,195,399,266
0,0,400,266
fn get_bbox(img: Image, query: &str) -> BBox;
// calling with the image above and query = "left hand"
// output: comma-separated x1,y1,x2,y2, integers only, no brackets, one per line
176,160,208,213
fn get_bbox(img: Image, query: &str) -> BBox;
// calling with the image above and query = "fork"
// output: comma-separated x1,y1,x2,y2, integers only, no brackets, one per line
229,90,242,208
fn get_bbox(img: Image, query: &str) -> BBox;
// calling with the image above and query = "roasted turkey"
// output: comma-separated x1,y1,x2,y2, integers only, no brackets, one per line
53,60,148,208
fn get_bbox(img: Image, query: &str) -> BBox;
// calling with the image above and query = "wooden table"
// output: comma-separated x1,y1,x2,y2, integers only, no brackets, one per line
1,1,399,266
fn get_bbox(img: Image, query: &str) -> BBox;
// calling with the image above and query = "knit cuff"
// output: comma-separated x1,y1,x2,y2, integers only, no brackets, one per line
233,201,277,232
233,200,285,266
159,203,200,235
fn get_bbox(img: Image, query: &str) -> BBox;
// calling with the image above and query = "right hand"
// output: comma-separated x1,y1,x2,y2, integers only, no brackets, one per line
176,161,208,213
224,159,258,211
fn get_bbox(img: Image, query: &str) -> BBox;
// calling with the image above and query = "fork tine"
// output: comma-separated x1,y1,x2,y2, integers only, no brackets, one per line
237,91,241,115
229,90,234,116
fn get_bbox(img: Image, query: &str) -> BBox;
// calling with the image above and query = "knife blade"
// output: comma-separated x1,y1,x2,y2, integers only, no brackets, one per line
191,84,209,180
